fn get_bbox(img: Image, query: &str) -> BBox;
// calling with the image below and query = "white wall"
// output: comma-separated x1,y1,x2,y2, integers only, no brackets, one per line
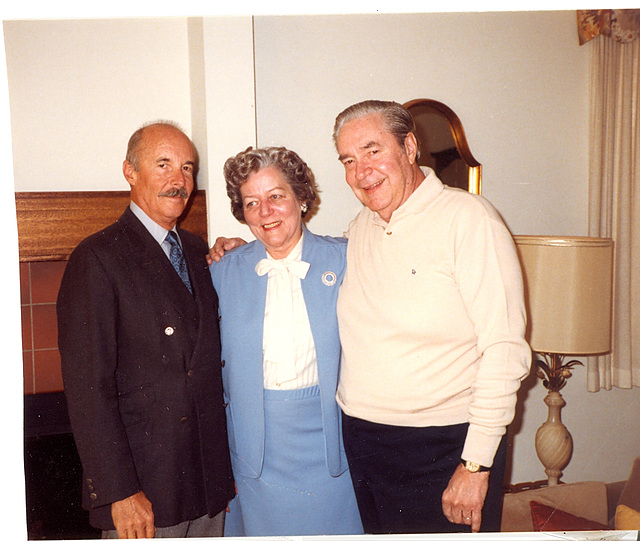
252,11,590,238
4,18,193,192
200,16,256,241
5,11,638,491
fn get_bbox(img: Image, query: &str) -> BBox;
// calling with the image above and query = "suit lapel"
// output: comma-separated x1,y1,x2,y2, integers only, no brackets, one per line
301,231,339,390
233,241,267,379
179,229,205,301
118,209,196,317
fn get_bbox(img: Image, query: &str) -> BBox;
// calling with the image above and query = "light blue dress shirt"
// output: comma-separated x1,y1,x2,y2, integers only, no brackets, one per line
129,201,182,259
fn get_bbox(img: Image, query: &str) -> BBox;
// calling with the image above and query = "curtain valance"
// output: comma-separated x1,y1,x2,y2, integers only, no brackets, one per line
578,9,640,45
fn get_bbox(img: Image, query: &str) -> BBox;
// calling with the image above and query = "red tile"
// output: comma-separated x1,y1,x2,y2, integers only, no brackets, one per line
23,350,34,395
32,304,58,350
34,349,63,394
20,262,30,305
21,305,32,352
31,261,67,304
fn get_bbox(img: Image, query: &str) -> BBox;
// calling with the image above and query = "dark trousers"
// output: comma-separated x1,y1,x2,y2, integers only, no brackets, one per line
342,414,507,534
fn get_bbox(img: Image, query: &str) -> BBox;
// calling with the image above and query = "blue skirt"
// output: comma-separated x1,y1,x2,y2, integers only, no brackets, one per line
224,385,363,536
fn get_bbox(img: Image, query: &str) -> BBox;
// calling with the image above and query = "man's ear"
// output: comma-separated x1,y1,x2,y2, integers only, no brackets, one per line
122,160,137,187
404,132,419,165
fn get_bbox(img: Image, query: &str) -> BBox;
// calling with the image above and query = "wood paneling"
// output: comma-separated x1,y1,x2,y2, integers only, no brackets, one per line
16,190,208,262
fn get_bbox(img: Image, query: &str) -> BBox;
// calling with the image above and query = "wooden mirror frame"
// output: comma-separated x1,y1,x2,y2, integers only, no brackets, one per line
404,99,482,195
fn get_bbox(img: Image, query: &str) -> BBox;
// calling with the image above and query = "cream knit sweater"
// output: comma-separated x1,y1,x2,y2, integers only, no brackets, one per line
336,169,531,467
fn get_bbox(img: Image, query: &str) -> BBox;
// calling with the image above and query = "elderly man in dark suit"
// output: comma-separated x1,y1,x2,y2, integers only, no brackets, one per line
57,121,234,539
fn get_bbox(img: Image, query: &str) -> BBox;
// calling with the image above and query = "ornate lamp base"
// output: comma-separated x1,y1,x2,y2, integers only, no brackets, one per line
535,390,573,485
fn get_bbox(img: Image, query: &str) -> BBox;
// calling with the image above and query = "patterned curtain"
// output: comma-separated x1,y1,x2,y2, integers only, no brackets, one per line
582,10,640,391
577,9,640,45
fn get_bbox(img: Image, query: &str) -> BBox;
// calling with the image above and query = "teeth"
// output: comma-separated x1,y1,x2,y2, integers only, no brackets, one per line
263,221,281,229
365,179,384,190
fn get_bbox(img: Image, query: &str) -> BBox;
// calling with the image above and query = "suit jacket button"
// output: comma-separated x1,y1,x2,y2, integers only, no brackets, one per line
165,326,174,336
180,416,188,423
90,493,97,500
221,360,226,367
187,370,194,377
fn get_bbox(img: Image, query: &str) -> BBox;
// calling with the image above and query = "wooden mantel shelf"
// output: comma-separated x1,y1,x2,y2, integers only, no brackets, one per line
15,190,207,262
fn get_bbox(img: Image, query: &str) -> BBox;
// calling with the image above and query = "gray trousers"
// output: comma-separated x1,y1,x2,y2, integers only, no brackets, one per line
102,510,225,538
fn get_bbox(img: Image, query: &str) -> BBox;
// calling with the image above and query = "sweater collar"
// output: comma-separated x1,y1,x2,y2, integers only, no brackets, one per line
371,167,444,227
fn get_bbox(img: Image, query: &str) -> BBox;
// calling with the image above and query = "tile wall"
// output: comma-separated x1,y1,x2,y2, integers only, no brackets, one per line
21,260,67,394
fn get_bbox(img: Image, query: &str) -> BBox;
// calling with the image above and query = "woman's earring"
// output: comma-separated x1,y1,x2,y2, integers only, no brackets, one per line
301,203,308,213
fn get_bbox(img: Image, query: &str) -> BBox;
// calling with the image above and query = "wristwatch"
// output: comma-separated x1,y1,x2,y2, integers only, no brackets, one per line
461,459,490,473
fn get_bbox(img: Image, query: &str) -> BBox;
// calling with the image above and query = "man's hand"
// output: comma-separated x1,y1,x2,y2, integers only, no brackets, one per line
226,483,238,513
111,491,155,539
207,237,247,264
441,463,489,533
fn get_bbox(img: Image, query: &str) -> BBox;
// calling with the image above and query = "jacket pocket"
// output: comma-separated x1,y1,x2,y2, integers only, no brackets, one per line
118,385,154,427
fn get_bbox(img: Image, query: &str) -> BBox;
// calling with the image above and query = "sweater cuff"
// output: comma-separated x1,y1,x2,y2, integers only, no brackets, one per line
461,424,505,468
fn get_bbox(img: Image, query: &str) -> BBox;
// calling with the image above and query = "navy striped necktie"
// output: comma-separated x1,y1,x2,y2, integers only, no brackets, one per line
165,231,193,294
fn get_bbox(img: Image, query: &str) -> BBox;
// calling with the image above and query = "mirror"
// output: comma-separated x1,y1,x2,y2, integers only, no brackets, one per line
404,99,482,194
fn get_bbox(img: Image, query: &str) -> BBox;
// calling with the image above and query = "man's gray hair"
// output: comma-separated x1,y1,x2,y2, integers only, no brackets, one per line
125,120,197,172
332,100,418,155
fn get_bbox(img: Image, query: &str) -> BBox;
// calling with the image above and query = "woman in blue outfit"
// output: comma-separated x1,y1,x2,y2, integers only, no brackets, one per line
209,146,363,537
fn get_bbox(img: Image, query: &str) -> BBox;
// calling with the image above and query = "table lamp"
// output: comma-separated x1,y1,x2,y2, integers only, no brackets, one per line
514,236,613,485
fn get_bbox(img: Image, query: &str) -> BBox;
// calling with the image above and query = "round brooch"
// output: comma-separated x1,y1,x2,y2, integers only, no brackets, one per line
322,271,337,286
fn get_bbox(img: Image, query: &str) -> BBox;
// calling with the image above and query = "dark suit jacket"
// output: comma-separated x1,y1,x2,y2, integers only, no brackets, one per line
57,207,234,530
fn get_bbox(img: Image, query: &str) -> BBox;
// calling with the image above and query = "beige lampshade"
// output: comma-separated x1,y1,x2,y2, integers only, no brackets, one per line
513,236,614,355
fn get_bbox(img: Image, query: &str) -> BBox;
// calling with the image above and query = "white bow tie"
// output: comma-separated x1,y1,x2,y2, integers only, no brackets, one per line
255,256,310,387
255,258,310,279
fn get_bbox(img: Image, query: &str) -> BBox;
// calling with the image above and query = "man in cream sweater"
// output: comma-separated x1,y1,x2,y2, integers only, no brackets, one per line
333,100,531,534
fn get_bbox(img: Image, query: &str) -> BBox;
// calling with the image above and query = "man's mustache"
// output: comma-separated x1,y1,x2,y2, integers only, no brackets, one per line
159,187,189,199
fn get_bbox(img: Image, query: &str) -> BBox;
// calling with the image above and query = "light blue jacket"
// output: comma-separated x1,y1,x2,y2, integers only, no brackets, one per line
209,229,348,479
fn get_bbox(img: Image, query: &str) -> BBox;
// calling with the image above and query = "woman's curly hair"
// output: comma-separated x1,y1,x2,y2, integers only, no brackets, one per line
223,146,318,223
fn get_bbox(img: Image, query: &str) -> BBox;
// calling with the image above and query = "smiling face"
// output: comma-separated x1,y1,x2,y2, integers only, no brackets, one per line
123,124,196,230
240,165,304,259
336,112,422,222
